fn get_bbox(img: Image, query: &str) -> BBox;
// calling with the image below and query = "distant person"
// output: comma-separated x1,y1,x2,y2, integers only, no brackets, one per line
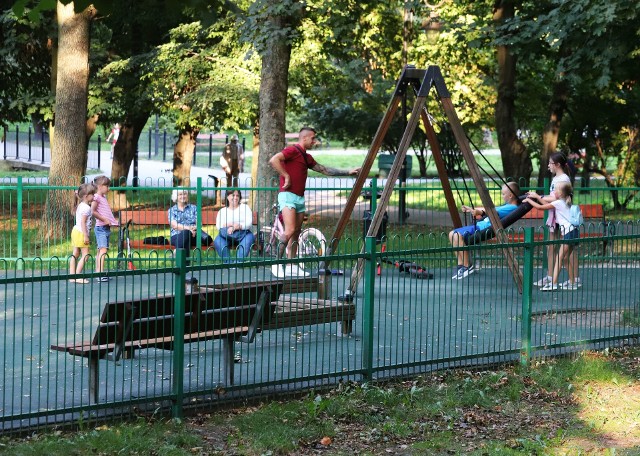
91,176,119,282
220,134,243,187
269,127,360,278
106,123,120,159
448,182,521,280
525,182,580,291
482,127,493,146
168,189,213,265
69,183,96,284
213,190,255,264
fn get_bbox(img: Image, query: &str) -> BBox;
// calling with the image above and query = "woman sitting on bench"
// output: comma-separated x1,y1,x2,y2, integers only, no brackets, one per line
448,182,521,280
214,190,255,263
168,189,213,263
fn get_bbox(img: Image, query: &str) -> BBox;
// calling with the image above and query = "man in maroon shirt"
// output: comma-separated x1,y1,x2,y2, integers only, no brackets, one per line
269,127,359,277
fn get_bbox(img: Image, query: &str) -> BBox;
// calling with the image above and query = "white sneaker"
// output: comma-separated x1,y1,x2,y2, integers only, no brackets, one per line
284,264,309,277
271,264,285,278
559,281,578,291
540,283,558,292
534,276,552,287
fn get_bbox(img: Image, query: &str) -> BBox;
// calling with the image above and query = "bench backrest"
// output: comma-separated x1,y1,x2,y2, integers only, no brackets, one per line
119,209,258,226
521,203,604,220
92,281,285,349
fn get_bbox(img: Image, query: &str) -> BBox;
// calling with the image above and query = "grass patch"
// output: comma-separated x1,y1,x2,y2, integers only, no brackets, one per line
621,304,640,327
2,348,639,454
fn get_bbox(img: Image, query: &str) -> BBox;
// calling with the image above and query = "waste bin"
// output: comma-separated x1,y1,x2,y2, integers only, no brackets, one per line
363,210,388,243
378,154,412,178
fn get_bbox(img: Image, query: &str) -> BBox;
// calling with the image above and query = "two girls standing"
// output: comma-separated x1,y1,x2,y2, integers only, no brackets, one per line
525,153,581,291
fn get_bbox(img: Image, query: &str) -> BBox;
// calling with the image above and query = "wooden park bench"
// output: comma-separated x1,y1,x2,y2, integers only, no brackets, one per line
118,208,258,251
50,277,356,402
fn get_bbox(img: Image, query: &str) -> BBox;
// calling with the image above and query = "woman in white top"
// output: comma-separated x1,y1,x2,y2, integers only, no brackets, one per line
525,182,579,290
213,190,255,263
526,152,579,288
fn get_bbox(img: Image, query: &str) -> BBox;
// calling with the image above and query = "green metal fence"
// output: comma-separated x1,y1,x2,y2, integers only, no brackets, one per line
1,178,639,433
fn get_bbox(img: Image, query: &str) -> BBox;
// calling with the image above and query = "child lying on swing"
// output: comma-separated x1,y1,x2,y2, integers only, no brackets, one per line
448,182,521,280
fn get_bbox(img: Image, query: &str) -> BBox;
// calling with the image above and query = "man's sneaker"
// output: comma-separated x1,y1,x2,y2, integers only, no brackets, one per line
575,277,582,287
540,283,558,291
97,276,111,282
451,265,464,280
271,264,285,278
534,276,552,287
559,280,578,290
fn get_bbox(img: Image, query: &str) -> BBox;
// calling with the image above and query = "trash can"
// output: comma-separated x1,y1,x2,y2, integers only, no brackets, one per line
363,210,388,243
378,154,412,178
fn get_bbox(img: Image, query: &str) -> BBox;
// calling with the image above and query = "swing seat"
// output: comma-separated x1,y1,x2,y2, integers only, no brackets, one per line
466,201,533,245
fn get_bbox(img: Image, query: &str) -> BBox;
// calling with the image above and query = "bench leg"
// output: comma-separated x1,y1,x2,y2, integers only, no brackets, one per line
222,337,235,386
340,320,353,335
89,357,99,403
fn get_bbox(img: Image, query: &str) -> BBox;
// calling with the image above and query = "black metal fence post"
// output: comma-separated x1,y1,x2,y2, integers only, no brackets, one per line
97,134,101,169
208,133,213,168
28,126,32,161
15,125,19,159
133,148,139,188
40,128,45,164
163,130,167,161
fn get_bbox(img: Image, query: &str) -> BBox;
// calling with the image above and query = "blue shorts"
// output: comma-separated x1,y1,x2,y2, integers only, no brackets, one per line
95,225,111,249
563,228,579,242
452,224,478,243
278,192,306,213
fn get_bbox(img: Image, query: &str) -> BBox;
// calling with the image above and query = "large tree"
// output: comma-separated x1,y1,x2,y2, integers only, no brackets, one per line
42,1,97,240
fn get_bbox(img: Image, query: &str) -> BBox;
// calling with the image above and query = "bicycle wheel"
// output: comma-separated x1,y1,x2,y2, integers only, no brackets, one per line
297,228,326,258
261,228,279,259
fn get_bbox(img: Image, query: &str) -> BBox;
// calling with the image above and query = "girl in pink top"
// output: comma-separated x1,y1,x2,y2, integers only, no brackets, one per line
91,176,119,281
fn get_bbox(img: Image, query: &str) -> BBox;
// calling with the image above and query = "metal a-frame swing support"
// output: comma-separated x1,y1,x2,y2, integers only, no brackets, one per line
317,65,524,301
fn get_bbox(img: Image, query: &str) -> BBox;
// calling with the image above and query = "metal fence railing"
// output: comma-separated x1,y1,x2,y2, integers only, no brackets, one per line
2,125,245,170
0,178,639,433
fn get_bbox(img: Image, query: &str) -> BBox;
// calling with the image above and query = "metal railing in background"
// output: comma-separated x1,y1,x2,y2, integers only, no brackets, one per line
1,176,638,264
2,125,246,169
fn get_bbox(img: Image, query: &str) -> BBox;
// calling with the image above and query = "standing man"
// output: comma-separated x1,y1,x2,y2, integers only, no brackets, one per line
269,127,359,277
220,134,242,187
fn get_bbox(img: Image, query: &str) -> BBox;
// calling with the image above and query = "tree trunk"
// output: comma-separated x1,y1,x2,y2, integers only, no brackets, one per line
255,10,292,224
173,126,199,186
41,1,96,241
493,1,531,184
110,113,149,210
538,80,569,186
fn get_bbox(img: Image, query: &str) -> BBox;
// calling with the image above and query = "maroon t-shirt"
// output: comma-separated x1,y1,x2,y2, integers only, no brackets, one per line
278,145,317,196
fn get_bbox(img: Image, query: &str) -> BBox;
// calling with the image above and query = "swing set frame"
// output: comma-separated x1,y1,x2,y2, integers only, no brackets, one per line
319,65,524,297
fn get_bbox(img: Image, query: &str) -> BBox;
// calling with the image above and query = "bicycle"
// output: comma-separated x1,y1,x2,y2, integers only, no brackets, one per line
260,203,327,265
116,219,135,270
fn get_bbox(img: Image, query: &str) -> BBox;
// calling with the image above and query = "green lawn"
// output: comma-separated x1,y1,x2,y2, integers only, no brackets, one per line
2,347,639,455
